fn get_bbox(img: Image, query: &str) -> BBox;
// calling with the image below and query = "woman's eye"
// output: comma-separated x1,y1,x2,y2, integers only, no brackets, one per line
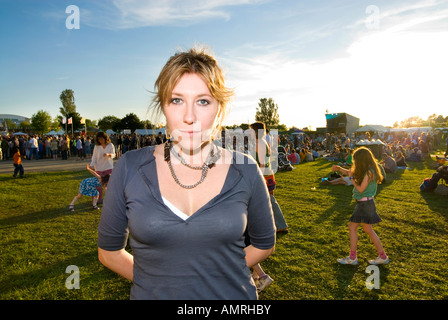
171,98,182,104
197,99,210,106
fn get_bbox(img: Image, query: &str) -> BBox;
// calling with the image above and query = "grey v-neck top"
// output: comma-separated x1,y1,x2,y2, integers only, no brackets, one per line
97,146,276,300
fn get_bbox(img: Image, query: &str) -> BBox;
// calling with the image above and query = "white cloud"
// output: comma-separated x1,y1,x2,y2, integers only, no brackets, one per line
222,2,448,129
82,0,266,29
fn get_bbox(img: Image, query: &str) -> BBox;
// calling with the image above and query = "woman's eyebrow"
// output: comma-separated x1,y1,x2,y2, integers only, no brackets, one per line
171,92,213,98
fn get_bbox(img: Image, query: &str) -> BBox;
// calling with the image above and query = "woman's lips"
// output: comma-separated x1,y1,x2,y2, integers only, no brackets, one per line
180,130,201,136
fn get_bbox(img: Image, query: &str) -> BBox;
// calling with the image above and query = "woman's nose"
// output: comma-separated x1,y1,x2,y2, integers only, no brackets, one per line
183,102,197,124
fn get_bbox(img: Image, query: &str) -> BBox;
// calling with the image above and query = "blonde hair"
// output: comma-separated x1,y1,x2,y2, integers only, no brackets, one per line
149,45,234,138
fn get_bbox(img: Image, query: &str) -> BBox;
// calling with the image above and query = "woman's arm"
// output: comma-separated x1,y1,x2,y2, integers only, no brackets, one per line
256,139,270,168
105,143,116,159
332,165,351,176
89,145,98,168
86,164,101,179
98,248,134,281
244,245,275,269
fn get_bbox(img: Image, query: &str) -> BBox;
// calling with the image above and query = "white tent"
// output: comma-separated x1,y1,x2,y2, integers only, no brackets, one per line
355,125,389,133
45,129,65,135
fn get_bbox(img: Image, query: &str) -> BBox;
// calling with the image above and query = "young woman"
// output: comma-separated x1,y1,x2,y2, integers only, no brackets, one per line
89,131,115,203
332,147,389,266
97,46,276,300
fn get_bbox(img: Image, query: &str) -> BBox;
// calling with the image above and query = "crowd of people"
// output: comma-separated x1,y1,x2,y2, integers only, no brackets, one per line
0,131,169,162
275,129,448,171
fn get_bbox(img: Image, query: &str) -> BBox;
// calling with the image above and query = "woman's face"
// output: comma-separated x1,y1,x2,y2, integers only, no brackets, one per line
163,72,219,152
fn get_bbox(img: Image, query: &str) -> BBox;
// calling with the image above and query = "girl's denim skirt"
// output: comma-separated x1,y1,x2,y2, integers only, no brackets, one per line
350,199,382,224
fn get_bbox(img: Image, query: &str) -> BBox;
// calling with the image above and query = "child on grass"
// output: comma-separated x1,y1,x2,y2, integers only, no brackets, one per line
332,147,389,266
69,165,110,212
12,146,24,178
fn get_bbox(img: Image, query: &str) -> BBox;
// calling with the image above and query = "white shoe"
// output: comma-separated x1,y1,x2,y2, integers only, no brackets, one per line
337,256,358,265
368,256,389,265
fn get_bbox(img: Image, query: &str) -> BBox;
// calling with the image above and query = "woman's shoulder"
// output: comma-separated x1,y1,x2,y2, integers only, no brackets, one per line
120,146,156,165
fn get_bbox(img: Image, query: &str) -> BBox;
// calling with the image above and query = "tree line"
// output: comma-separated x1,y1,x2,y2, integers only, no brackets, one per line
10,88,448,135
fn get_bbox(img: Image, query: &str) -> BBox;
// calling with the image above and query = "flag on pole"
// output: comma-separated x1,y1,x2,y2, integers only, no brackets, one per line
68,117,72,124
80,117,85,124
62,117,66,124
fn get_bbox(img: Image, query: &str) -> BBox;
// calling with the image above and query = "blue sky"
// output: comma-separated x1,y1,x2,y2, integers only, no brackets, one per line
1,0,447,130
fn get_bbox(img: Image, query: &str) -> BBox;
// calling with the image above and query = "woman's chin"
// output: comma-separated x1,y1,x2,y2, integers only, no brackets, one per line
172,131,212,152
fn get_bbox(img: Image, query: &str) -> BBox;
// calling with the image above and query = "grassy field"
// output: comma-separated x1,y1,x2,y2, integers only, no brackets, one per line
0,153,447,300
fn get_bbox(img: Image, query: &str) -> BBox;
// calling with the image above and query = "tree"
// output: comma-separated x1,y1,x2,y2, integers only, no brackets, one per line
427,114,447,128
50,117,61,131
59,89,77,116
5,119,16,130
118,113,142,132
141,120,155,130
98,115,121,131
31,110,52,134
20,121,31,131
255,98,280,128
400,116,423,128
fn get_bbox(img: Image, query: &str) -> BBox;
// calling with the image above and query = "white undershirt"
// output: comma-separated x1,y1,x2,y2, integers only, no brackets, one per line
161,196,189,220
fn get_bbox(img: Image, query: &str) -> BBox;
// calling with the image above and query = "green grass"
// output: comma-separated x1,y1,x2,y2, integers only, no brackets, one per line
0,155,447,300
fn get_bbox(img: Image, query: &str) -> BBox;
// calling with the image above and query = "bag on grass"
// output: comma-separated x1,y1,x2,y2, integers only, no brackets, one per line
420,179,432,192
434,184,448,196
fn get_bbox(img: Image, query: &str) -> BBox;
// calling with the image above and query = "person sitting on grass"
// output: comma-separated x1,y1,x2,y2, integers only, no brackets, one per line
380,153,397,173
407,147,422,162
287,148,299,164
395,151,408,168
322,166,353,186
69,165,110,212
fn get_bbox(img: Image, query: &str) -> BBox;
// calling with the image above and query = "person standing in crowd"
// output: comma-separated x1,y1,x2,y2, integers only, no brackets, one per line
116,135,122,159
333,147,389,266
60,135,69,160
97,46,275,300
28,135,39,160
129,133,139,150
45,137,51,159
1,136,8,160
250,121,288,233
50,137,59,160
76,136,84,160
248,121,288,292
84,136,92,159
89,131,115,203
